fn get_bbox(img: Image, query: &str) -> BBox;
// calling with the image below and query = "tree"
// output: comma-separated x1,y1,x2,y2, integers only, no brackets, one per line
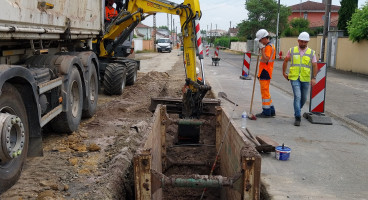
158,26,169,30
283,17,314,37
237,0,291,40
347,2,368,42
338,0,358,36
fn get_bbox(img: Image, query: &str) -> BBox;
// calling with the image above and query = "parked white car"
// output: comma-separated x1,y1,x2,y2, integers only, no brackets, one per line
156,38,172,53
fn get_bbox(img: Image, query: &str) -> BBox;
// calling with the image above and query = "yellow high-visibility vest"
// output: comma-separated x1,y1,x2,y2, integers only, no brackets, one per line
288,46,315,82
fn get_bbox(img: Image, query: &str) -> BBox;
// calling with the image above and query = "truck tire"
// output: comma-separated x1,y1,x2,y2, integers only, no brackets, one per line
51,66,83,133
126,61,138,86
0,83,29,194
82,63,98,118
103,63,127,95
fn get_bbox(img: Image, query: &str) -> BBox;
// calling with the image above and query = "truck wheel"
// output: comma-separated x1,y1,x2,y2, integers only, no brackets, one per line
51,66,83,133
103,63,127,95
126,61,138,86
82,63,98,118
0,83,29,194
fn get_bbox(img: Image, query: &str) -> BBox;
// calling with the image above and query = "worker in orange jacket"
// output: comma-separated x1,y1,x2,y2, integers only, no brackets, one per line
105,0,118,22
255,29,276,118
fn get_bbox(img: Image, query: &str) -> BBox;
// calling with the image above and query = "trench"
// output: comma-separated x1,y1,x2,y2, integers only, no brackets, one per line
163,114,221,199
122,110,271,200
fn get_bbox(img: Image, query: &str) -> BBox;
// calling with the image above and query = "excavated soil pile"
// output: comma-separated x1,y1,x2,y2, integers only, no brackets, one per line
0,53,182,199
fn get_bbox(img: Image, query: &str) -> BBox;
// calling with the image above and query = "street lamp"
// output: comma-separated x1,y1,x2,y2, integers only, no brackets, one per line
276,0,280,57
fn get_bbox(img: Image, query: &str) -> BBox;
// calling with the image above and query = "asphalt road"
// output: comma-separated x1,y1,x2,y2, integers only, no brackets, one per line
201,48,368,199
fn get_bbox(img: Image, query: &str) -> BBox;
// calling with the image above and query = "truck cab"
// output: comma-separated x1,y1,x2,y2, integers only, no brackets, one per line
156,38,172,53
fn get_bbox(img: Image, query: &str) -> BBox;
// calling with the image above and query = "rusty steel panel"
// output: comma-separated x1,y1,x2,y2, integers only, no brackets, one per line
241,147,261,200
134,151,152,200
142,105,167,199
216,108,262,200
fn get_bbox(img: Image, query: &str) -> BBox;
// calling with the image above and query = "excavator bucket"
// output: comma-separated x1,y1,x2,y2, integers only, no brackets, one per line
177,119,202,144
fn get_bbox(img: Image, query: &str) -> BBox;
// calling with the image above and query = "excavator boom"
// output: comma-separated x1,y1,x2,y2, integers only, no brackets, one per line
100,0,218,118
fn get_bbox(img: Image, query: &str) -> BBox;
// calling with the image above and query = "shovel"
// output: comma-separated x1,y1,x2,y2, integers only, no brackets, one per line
218,92,238,106
241,128,275,153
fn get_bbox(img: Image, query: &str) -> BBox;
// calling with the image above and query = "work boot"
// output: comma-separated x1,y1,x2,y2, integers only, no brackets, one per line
256,112,272,118
256,109,272,118
294,116,301,126
270,106,276,116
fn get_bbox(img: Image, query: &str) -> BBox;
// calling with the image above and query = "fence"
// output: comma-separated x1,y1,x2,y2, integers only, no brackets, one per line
134,38,154,51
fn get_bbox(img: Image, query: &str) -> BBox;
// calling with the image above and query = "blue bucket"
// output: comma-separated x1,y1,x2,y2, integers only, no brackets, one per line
275,146,291,161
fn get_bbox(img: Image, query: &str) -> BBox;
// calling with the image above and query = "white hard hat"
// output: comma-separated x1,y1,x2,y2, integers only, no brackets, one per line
298,32,310,41
255,29,269,41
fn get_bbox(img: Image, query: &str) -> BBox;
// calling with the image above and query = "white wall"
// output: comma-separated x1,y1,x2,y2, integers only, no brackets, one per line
134,38,143,51
230,42,247,52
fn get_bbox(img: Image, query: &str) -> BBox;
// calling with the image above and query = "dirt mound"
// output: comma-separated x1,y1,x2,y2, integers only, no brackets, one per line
0,65,174,199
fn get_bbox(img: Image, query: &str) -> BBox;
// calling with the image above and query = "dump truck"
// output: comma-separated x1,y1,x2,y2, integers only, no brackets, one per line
0,0,140,192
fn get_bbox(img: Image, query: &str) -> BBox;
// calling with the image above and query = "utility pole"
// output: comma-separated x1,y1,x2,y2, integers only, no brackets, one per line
321,0,331,62
275,0,280,57
153,14,157,52
210,23,212,47
215,24,217,44
207,25,208,44
172,18,174,45
229,21,231,48
167,14,169,29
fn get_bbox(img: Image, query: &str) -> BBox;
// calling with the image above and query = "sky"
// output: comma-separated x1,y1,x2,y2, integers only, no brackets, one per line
140,0,367,32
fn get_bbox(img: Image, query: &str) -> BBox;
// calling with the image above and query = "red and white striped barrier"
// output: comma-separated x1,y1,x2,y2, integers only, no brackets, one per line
206,45,209,57
240,52,251,80
310,62,327,113
214,46,219,57
194,18,203,59
304,62,332,124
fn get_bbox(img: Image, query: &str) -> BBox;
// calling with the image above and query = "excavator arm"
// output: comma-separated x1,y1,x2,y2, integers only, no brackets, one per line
100,0,217,118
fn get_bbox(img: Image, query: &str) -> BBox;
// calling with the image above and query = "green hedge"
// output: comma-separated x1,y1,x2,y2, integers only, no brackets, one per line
214,37,239,48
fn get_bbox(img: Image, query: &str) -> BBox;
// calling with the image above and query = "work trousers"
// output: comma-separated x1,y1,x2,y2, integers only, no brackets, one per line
259,79,273,115
290,79,310,117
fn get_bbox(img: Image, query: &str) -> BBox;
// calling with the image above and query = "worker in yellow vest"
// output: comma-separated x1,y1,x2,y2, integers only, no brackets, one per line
282,32,318,126
255,29,276,118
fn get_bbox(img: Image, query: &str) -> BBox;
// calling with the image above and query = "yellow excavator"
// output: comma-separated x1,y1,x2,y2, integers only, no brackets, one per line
98,0,218,118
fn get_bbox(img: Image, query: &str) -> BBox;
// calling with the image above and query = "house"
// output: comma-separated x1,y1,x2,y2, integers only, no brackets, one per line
207,29,227,37
228,28,239,37
135,23,153,40
288,0,340,29
156,28,170,38
155,31,169,40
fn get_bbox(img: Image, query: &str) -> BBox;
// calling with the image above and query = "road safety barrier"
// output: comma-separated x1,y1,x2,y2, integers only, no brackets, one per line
194,18,203,59
240,51,252,80
214,46,219,57
304,62,332,125
310,62,327,113
206,45,209,57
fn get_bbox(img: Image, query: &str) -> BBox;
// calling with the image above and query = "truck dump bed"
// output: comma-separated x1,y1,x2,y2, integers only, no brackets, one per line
0,0,103,40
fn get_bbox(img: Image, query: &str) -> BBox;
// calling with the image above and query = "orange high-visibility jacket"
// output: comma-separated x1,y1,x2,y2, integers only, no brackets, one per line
258,43,276,80
105,6,118,21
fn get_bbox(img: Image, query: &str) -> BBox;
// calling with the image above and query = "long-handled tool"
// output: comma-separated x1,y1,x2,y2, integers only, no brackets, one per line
240,128,275,153
218,92,238,106
248,49,260,120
